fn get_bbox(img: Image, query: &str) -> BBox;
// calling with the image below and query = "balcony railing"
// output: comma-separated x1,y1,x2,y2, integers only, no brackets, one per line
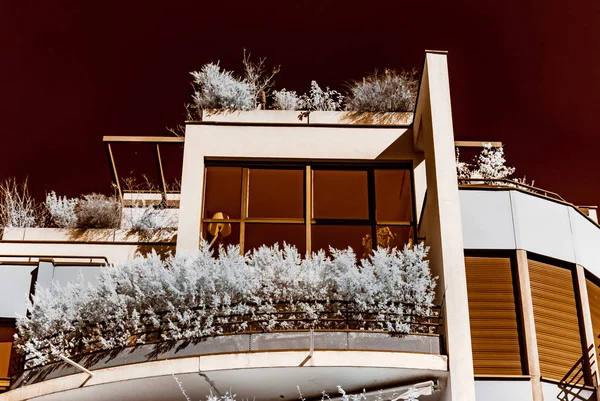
458,178,566,202
18,300,441,371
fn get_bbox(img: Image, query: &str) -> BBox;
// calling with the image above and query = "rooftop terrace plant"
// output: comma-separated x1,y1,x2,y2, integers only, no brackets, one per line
179,50,420,120
456,143,516,181
345,69,419,113
188,50,280,116
16,242,435,367
0,178,45,228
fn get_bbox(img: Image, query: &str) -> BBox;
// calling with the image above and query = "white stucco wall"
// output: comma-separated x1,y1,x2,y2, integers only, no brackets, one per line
474,380,533,401
460,188,600,277
511,190,575,262
459,190,516,249
0,263,103,318
0,265,36,318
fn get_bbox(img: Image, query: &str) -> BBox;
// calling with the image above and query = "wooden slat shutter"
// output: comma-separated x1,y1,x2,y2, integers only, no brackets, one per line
529,259,583,381
0,324,15,379
465,256,522,375
586,278,600,363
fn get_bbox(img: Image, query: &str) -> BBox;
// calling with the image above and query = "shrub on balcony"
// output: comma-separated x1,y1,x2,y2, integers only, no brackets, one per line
189,50,280,115
190,63,255,112
45,191,78,228
123,203,178,231
15,242,436,367
456,143,516,181
0,178,45,228
345,69,419,113
74,193,122,229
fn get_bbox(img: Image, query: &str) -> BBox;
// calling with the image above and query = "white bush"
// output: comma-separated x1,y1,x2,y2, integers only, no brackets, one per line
301,81,344,111
346,69,419,112
123,204,178,231
272,89,304,110
0,178,43,228
456,143,516,180
16,243,436,367
190,63,254,111
45,191,77,228
75,193,122,229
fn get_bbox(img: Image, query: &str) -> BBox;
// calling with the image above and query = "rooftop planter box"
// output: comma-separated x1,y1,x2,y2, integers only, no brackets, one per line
1,227,176,243
201,110,413,125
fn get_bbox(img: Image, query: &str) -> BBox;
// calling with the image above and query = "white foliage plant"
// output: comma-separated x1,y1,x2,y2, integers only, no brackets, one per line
456,143,516,181
16,242,436,367
45,191,78,228
301,80,344,111
272,89,303,110
190,63,255,112
123,201,178,231
345,69,419,113
0,178,43,228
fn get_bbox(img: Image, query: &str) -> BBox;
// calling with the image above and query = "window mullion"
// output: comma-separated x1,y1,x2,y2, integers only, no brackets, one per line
367,168,377,252
239,168,249,254
306,165,312,255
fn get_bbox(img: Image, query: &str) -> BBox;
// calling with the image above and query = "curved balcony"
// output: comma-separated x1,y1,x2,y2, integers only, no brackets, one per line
6,302,446,401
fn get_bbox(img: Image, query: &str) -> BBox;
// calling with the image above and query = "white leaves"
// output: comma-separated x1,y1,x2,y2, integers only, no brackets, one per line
272,89,303,110
45,191,78,228
0,178,44,228
345,69,419,112
191,63,255,111
15,243,435,367
302,81,344,111
456,143,516,180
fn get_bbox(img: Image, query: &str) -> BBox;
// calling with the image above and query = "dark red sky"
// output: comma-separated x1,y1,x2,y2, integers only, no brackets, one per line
2,1,600,206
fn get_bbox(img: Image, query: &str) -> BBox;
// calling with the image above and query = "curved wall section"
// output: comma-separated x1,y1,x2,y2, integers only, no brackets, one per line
460,189,600,278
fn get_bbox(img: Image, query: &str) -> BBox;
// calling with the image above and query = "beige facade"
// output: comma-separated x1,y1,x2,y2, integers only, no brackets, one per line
3,50,599,401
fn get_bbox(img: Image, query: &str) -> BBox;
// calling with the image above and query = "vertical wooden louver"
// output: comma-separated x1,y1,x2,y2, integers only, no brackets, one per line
586,278,600,365
529,259,583,382
465,256,522,375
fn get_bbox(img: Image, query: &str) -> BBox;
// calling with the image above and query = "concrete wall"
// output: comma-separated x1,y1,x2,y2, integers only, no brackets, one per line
0,262,103,318
474,380,533,401
0,265,36,318
460,188,600,278
201,110,413,125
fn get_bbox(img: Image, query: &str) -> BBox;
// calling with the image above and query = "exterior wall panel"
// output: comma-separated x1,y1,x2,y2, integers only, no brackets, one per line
459,190,516,250
570,207,600,279
0,265,36,318
474,380,533,401
511,191,575,263
465,256,522,375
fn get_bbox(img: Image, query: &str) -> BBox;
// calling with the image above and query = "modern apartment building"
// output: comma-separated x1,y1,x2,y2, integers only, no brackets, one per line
0,51,598,401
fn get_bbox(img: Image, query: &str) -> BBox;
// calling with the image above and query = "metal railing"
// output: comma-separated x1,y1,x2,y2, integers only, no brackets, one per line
20,300,441,370
458,178,566,202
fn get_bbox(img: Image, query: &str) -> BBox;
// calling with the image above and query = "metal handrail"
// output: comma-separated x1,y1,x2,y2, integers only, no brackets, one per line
20,300,442,369
458,178,566,202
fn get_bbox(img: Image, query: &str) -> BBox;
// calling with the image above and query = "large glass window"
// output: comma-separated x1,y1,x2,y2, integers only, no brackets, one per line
201,163,415,256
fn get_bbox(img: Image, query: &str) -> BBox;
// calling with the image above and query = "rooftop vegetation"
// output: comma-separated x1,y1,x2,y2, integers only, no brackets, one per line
185,51,419,117
456,143,532,187
0,178,178,231
16,242,436,367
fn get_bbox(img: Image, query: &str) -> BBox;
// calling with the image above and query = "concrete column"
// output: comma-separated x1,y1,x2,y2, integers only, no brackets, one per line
419,51,476,401
176,131,205,254
575,264,600,391
515,249,544,401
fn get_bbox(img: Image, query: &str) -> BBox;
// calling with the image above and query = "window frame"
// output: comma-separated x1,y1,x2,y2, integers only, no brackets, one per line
201,160,416,254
